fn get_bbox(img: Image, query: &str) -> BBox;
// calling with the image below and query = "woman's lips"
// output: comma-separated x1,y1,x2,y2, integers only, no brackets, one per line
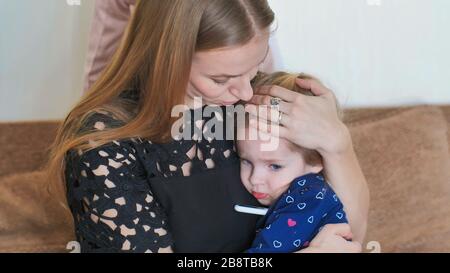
252,192,268,200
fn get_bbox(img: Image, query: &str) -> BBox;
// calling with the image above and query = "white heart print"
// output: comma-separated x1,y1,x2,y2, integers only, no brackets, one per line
286,196,294,203
315,192,324,200
273,240,282,248
293,239,302,248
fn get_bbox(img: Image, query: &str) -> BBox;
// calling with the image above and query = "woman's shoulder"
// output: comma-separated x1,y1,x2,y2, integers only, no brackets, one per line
67,111,144,169
81,111,127,133
80,89,139,132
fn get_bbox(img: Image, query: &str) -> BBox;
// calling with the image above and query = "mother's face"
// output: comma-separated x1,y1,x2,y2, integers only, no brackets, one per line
187,34,270,107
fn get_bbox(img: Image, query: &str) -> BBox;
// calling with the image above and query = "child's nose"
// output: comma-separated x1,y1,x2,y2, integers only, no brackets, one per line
249,170,265,186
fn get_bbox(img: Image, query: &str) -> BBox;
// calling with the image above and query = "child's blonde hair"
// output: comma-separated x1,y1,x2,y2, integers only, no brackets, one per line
248,71,342,167
252,71,342,116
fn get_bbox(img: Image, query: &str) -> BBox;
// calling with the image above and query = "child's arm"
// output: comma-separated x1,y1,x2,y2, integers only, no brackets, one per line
246,184,347,253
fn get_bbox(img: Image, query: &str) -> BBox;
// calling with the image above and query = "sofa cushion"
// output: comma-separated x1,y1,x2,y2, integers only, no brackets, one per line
344,105,450,154
347,106,450,252
0,121,60,178
0,171,75,252
441,105,450,153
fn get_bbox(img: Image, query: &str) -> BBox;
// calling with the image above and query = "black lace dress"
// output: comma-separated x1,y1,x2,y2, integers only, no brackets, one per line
65,104,260,253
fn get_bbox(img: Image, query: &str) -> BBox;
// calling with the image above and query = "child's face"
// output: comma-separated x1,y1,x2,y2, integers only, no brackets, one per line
237,136,322,206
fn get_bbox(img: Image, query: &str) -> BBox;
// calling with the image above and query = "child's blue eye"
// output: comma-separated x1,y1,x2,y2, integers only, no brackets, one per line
270,164,283,171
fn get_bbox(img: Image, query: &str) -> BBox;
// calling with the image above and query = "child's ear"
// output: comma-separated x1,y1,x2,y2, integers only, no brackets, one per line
305,163,324,174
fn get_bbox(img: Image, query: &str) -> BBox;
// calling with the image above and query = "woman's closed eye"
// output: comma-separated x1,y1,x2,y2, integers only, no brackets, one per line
212,78,229,85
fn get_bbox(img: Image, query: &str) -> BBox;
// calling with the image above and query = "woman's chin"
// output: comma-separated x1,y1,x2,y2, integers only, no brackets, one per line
215,100,238,106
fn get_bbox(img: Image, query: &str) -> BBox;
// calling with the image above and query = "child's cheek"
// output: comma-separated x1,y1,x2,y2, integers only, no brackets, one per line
240,167,252,193
266,182,289,204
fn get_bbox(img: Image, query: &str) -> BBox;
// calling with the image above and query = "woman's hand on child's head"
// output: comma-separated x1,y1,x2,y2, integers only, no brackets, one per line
296,223,362,253
246,78,352,157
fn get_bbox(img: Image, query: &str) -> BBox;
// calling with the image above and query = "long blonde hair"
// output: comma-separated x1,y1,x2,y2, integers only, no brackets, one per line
47,0,274,205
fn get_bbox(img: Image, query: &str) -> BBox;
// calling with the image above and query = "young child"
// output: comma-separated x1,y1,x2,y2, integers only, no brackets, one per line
236,72,348,253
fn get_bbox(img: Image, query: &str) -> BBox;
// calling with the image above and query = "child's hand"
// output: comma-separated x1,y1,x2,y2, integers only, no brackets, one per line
297,224,362,253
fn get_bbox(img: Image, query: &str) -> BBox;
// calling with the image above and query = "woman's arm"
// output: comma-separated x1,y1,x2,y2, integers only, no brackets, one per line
291,78,369,243
320,133,370,243
246,78,370,243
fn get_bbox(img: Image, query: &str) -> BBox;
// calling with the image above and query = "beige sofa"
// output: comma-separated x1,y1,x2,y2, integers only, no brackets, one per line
1,105,449,253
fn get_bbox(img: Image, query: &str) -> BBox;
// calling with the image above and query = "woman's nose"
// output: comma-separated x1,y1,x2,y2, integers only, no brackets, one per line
230,79,254,102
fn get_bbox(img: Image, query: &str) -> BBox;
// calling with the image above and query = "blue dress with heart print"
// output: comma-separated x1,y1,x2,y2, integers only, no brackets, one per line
246,173,348,253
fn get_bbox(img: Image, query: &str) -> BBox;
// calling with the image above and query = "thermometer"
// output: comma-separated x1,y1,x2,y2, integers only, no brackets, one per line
234,205,268,216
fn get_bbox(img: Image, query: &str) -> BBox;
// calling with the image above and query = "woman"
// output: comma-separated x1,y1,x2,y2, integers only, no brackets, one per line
48,0,369,253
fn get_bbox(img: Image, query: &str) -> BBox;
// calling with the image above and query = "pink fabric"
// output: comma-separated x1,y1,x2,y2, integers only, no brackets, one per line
83,0,135,92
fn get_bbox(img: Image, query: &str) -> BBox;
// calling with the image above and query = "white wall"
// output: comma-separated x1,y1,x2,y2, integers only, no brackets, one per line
0,0,449,122
0,0,94,121
268,0,450,107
